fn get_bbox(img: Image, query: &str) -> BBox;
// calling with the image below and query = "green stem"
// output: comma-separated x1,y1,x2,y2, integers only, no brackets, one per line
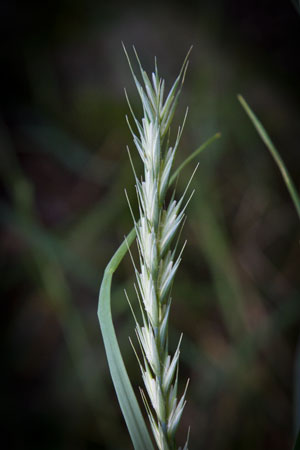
238,95,300,221
169,132,221,185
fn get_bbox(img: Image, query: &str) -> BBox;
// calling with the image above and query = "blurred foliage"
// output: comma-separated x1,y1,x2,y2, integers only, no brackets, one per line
1,1,300,449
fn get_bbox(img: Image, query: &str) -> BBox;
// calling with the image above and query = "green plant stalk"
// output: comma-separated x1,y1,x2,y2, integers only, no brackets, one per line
169,132,221,185
238,95,300,220
238,94,300,450
294,431,300,450
291,0,300,16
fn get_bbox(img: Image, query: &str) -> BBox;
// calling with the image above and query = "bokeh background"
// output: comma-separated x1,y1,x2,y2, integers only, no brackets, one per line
1,1,300,449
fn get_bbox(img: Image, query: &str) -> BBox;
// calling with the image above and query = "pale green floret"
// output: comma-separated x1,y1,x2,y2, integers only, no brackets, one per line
162,336,182,392
159,147,176,202
136,324,160,374
136,217,157,271
136,267,158,328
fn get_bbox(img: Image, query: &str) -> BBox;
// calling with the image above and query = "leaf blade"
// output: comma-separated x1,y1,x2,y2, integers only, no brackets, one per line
293,430,300,450
169,132,221,185
238,94,300,221
98,228,154,450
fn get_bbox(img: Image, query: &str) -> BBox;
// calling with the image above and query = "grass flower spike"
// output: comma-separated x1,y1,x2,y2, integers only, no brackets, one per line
124,45,192,450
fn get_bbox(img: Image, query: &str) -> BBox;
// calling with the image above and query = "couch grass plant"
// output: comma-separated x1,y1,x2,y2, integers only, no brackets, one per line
123,45,193,450
98,46,220,450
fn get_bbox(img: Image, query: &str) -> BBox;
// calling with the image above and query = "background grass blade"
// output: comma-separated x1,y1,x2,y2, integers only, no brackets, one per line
238,95,300,220
238,94,300,450
291,0,300,16
98,133,220,449
170,132,221,185
293,431,300,450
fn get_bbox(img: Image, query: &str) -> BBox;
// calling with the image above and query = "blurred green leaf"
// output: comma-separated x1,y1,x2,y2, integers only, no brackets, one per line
170,131,221,185
238,95,300,221
291,0,300,16
293,430,300,450
22,122,115,185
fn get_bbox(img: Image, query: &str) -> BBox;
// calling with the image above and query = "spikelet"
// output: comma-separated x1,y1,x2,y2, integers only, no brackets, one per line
124,44,192,450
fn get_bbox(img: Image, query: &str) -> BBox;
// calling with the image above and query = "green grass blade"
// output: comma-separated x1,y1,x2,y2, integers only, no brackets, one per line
291,0,300,16
97,132,220,449
170,132,221,185
293,430,300,450
238,95,300,221
98,228,154,450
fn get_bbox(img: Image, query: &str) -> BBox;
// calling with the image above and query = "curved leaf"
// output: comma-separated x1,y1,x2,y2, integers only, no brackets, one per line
238,94,300,450
238,95,300,221
291,0,300,16
98,228,153,449
293,430,300,450
170,132,221,185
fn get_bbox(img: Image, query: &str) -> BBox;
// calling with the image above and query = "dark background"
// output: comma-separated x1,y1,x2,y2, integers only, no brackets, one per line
1,1,300,449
